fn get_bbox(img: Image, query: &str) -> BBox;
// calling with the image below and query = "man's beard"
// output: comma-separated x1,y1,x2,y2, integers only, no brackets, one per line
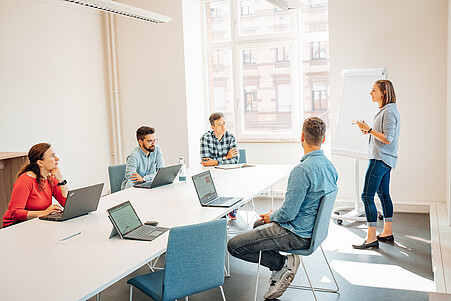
145,145,155,152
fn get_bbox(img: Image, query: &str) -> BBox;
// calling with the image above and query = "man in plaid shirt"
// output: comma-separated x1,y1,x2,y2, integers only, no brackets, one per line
200,112,238,166
200,112,239,219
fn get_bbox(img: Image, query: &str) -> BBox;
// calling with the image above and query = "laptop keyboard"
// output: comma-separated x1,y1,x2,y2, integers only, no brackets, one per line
127,225,157,239
42,212,63,220
208,197,233,206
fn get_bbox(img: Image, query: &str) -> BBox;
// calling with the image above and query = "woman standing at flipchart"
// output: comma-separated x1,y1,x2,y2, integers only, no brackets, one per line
352,80,400,249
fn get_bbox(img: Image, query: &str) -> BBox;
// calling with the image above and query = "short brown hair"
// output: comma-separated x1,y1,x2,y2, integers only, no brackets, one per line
302,117,326,146
375,80,396,108
136,126,155,142
209,112,224,126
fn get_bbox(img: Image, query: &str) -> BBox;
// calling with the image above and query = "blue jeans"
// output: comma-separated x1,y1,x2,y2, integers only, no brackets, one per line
362,159,393,227
227,221,311,271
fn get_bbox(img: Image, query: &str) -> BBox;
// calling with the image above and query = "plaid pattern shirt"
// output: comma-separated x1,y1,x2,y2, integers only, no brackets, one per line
200,130,238,165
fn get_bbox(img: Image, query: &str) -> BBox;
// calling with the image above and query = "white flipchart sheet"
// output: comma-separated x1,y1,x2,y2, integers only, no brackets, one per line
332,68,387,159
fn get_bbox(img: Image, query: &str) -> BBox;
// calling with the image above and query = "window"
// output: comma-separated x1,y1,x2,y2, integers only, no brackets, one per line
310,0,327,8
311,41,327,60
202,0,329,141
242,49,256,64
240,0,255,15
204,1,231,43
210,1,223,19
311,83,327,111
244,86,257,112
276,47,290,62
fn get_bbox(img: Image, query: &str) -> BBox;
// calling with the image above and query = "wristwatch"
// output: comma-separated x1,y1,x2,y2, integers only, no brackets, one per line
368,128,373,133
58,179,67,186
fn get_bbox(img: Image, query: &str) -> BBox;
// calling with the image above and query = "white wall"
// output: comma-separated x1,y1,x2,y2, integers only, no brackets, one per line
0,0,111,192
329,0,448,207
448,0,451,224
112,0,191,167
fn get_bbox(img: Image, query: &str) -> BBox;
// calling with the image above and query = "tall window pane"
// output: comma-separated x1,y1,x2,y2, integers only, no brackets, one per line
206,48,234,129
240,46,292,133
239,0,290,36
204,1,231,42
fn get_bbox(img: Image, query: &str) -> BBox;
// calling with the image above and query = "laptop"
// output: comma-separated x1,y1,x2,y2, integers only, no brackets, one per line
133,164,182,189
192,170,242,207
39,183,104,221
107,200,169,241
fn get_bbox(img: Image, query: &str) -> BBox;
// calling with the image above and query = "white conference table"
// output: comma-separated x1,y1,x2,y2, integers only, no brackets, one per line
0,164,293,301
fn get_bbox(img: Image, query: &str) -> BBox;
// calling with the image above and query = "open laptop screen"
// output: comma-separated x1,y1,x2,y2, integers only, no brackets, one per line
108,201,141,236
192,171,217,202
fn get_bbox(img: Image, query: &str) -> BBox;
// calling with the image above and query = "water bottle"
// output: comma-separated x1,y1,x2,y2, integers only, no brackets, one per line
178,157,187,182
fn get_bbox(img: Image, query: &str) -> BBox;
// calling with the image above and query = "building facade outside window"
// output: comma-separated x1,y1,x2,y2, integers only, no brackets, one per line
203,0,329,143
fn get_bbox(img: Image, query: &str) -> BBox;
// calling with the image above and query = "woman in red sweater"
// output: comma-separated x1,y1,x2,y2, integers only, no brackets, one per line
2,143,68,227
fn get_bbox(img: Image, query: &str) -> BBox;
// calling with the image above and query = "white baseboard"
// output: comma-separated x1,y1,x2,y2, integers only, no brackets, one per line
259,190,439,213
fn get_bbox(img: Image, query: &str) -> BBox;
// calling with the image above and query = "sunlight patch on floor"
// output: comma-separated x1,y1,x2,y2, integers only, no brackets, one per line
330,260,435,292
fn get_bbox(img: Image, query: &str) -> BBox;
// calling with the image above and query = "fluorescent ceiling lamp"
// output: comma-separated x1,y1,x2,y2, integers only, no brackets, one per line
266,0,300,10
61,0,171,23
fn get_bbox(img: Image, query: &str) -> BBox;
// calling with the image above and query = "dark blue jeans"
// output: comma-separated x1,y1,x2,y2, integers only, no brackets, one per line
362,159,393,226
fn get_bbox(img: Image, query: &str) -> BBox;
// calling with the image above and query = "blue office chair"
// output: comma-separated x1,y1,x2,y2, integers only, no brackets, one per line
108,164,126,194
254,189,339,301
238,149,247,164
127,219,228,301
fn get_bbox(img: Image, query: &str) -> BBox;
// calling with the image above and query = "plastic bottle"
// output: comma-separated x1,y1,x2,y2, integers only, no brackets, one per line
178,157,187,182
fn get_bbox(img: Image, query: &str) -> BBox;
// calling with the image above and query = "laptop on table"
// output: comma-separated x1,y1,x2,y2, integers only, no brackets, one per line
192,170,242,207
133,164,182,189
39,183,104,221
107,200,169,241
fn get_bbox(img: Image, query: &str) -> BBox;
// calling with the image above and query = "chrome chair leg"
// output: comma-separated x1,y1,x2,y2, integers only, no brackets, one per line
219,285,227,301
129,286,133,301
253,251,262,301
96,292,101,301
289,246,340,294
300,255,317,301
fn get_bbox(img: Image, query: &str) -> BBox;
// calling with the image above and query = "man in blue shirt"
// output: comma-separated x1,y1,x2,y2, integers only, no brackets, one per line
200,112,239,219
228,117,338,300
121,126,165,189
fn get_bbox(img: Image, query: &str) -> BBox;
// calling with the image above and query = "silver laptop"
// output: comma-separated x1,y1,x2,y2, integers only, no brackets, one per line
133,164,182,189
192,170,242,207
39,183,104,221
107,201,168,241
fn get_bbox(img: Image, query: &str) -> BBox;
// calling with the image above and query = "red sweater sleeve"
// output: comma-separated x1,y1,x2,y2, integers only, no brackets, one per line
7,175,35,222
51,177,66,207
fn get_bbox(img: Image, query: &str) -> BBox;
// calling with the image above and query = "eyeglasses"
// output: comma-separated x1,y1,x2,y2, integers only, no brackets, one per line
148,138,158,144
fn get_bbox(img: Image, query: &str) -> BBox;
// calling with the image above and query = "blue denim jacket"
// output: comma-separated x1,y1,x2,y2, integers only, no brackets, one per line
270,150,338,238
369,103,400,169
121,146,165,189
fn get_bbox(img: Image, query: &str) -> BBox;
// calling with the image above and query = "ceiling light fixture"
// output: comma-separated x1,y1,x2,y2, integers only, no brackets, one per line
61,0,171,23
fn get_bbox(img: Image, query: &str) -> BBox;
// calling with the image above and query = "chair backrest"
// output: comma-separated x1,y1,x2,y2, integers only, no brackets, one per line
308,189,338,253
163,219,227,301
238,148,247,164
108,164,126,194
290,189,338,256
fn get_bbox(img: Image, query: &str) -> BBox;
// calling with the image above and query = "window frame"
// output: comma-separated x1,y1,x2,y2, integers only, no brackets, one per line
201,0,303,142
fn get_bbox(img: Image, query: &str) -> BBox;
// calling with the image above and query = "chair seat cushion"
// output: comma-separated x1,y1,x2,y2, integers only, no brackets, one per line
127,270,165,301
286,247,314,256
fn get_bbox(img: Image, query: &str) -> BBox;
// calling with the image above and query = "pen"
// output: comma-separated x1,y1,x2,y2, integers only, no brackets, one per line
59,231,81,242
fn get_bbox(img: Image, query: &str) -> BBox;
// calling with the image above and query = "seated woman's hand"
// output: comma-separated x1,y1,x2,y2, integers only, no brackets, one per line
41,204,63,217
